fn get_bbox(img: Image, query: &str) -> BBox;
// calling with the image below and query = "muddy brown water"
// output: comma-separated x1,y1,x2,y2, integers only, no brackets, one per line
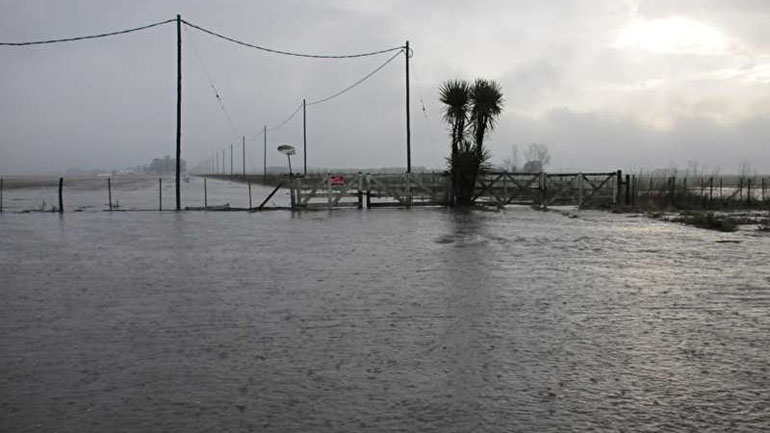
1,205,769,432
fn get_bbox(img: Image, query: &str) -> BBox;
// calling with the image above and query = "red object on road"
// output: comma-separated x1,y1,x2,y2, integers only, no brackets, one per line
330,175,345,186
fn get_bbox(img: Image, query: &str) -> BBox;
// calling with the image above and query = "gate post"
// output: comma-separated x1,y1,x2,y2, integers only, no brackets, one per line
366,173,372,208
357,172,364,209
615,170,622,204
290,177,297,209
578,172,583,209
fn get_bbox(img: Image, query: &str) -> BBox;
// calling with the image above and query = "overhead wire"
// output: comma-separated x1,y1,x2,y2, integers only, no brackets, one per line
181,19,404,59
240,46,404,146
184,26,241,138
0,19,175,46
0,15,407,172
307,49,404,106
267,103,304,132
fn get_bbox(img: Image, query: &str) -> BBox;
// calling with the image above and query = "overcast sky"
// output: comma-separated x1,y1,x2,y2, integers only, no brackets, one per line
1,0,769,174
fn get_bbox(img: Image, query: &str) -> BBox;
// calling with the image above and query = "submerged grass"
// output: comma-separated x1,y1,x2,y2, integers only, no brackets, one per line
671,212,738,232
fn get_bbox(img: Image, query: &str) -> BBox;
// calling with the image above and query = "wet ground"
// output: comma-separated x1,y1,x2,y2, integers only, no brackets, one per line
1,182,769,432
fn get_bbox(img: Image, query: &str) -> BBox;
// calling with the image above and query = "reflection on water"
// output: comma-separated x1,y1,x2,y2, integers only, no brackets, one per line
0,208,768,432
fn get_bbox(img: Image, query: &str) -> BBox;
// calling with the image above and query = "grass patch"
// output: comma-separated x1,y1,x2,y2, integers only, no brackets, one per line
672,212,738,232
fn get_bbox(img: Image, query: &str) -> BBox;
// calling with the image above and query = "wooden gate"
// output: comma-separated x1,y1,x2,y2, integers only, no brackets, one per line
287,171,617,209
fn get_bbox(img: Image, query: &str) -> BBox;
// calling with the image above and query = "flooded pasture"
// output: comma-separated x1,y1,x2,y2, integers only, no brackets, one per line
1,183,769,432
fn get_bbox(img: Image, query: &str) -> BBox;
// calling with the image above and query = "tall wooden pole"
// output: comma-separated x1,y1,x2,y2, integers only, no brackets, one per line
405,41,411,173
58,177,64,213
263,125,267,181
242,136,246,175
303,98,307,176
175,14,182,211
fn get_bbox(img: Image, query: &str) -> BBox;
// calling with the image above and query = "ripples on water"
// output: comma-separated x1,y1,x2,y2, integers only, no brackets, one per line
1,201,769,432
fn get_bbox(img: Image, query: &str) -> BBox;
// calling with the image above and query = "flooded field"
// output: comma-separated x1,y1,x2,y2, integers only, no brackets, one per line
1,181,769,432
0,175,290,212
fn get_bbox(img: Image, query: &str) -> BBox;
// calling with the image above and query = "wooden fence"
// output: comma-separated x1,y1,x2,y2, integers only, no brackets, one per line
289,171,620,210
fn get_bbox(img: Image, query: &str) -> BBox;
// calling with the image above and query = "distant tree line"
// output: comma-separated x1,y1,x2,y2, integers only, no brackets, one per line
143,155,186,175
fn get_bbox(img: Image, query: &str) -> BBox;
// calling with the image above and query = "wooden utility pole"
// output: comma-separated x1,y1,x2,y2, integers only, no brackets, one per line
263,125,267,181
303,98,307,176
58,177,64,213
405,41,411,173
175,14,182,211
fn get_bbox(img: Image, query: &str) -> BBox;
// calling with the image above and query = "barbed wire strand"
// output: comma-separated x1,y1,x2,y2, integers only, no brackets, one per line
0,19,175,46
182,19,404,59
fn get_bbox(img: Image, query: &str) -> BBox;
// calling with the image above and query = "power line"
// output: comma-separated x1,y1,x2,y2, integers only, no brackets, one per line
244,48,403,139
267,103,303,132
307,49,403,106
182,19,404,59
0,19,175,46
184,26,241,137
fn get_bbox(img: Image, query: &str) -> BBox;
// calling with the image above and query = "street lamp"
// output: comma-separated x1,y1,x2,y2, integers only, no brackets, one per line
277,144,296,177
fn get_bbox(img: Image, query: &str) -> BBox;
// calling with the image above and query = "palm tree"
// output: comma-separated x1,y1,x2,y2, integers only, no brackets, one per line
469,79,504,160
438,78,503,206
439,80,471,163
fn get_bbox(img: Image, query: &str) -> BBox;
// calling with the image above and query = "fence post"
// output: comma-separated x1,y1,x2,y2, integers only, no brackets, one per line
615,170,622,204
108,178,112,211
709,177,714,204
58,177,64,213
159,178,162,211
248,181,252,209
625,174,631,206
671,176,677,208
366,173,372,208
577,172,583,209
747,178,752,205
327,172,332,209
739,177,744,202
204,176,207,208
720,178,723,200
357,172,363,209
683,177,688,206
540,171,547,208
648,176,653,200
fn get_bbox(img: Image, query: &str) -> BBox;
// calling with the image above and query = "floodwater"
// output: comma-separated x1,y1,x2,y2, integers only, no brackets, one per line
0,175,290,212
1,180,769,432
